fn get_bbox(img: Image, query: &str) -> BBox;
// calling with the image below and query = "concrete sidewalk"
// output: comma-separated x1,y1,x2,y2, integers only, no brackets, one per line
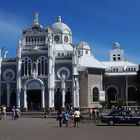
0,117,140,140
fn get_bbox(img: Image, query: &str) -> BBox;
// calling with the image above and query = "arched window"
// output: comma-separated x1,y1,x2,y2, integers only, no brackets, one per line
85,50,88,54
1,89,7,105
32,62,37,75
117,54,121,61
62,53,64,57
113,68,115,72
107,87,117,102
113,54,116,61
21,57,32,76
37,56,48,76
134,68,136,71
93,87,99,102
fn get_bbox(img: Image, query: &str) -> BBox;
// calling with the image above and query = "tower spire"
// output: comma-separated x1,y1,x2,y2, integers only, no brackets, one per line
33,11,39,26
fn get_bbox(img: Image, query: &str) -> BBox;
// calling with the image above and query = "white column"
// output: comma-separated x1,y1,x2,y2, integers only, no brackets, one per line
73,78,76,107
61,74,66,108
23,88,27,109
62,89,65,108
76,90,79,107
41,87,45,108
16,40,22,109
72,47,79,108
73,77,79,108
6,82,10,108
48,30,55,108
17,89,21,108
76,78,80,107
101,69,103,90
48,89,55,108
0,49,2,105
48,89,51,107
51,65,55,107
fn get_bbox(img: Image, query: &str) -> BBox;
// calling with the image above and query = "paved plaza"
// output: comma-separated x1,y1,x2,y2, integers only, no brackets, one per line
0,117,140,140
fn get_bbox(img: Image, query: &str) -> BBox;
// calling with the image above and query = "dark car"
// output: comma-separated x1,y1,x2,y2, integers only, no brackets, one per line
101,110,140,126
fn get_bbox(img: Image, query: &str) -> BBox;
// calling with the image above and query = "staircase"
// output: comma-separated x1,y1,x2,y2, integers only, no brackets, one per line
6,111,58,118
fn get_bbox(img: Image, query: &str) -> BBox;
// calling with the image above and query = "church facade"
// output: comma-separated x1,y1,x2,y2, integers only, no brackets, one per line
0,13,139,111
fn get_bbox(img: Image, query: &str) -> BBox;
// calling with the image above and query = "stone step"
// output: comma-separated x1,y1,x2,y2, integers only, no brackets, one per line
5,112,57,118
5,111,90,118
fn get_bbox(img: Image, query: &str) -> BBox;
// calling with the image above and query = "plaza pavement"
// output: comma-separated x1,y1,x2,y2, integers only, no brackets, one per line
0,117,140,140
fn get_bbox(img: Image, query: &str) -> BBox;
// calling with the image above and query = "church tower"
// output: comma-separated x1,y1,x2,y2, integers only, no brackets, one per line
109,42,124,62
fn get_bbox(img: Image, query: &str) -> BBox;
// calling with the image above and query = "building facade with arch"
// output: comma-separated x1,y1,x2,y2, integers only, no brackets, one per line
102,42,139,106
0,13,139,111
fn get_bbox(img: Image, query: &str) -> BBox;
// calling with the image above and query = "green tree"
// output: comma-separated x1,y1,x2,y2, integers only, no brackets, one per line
100,101,108,109
115,98,125,108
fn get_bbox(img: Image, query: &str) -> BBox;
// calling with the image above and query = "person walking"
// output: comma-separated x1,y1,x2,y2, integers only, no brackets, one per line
74,108,80,128
12,106,16,120
15,108,21,120
46,107,51,118
57,109,63,127
63,111,70,127
1,105,6,120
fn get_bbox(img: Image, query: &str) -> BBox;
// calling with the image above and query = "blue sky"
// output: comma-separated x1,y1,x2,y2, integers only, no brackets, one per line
0,0,140,63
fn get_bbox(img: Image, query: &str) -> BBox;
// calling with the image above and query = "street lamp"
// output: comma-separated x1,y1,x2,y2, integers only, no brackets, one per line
124,62,128,106
125,74,128,106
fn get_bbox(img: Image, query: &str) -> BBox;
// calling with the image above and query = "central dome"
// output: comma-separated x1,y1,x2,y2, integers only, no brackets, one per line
50,16,72,35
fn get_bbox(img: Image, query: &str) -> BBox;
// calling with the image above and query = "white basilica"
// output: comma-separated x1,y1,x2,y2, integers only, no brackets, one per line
0,12,139,111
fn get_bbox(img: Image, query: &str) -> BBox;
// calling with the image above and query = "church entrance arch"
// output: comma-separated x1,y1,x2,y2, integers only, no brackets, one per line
23,79,45,111
54,88,62,110
65,90,71,105
10,89,16,108
27,90,41,110
106,86,118,108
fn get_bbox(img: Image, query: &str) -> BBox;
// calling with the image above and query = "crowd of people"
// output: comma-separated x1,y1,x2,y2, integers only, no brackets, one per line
0,105,21,120
12,106,21,120
56,107,81,128
89,108,100,120
2,103,140,127
111,105,140,115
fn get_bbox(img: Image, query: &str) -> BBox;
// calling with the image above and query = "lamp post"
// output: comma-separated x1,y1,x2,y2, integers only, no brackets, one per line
124,61,128,106
125,74,128,106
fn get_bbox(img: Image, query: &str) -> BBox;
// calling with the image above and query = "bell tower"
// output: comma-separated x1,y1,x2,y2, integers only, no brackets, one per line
109,42,124,62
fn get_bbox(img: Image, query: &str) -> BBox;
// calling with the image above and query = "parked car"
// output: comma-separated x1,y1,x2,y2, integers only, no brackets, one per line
100,110,140,126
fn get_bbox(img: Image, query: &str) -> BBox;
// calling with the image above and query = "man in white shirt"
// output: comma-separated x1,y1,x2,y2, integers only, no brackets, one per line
74,108,80,128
